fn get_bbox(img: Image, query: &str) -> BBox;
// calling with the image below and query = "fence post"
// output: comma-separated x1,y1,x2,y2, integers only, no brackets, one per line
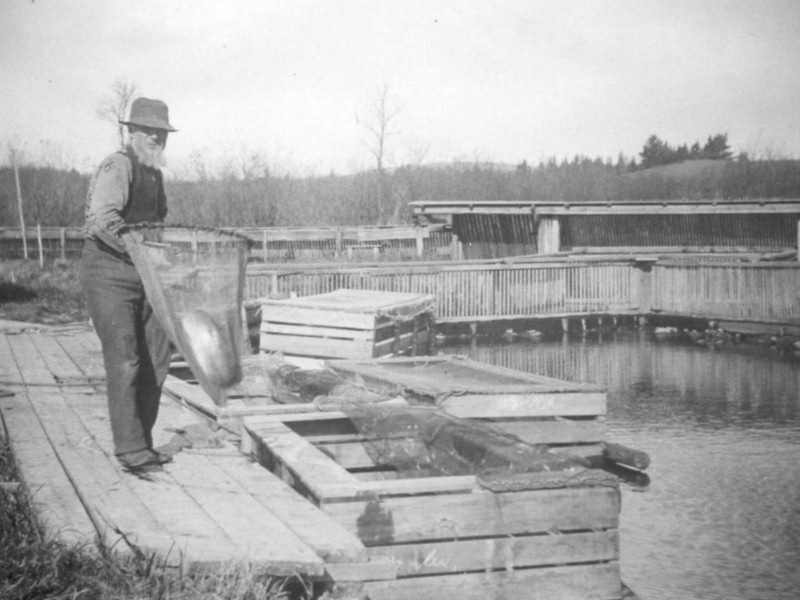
11,149,28,260
415,225,424,257
37,223,44,269
335,228,343,258
634,259,654,318
537,217,561,254
60,228,66,261
262,229,268,263
451,231,461,260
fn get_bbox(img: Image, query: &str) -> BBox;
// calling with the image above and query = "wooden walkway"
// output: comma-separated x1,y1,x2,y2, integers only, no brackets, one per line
0,322,390,583
0,321,640,599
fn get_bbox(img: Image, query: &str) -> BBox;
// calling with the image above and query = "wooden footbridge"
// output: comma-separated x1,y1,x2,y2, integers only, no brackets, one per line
0,322,389,582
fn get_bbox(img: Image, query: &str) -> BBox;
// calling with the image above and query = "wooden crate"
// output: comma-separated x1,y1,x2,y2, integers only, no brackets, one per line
326,354,608,455
243,410,624,600
259,289,436,360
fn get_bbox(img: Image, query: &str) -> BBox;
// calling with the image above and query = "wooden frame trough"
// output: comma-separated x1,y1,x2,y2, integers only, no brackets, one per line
238,354,628,600
242,407,624,600
326,354,608,455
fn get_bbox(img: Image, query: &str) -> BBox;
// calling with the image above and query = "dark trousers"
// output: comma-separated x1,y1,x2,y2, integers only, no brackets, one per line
79,239,171,455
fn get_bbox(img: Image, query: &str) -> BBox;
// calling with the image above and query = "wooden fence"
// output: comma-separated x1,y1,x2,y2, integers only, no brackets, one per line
246,258,800,327
0,225,455,262
245,260,644,323
651,261,800,323
3,226,799,328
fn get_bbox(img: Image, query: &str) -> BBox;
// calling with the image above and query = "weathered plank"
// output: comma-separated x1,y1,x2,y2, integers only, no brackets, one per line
28,333,96,388
25,391,174,558
247,420,361,499
0,334,19,382
437,392,607,418
323,486,620,544
69,330,107,379
163,374,220,418
61,392,247,566
260,333,375,360
5,333,56,386
327,355,605,395
210,455,396,581
178,481,325,575
211,456,364,561
364,563,623,600
367,530,618,575
163,375,285,423
0,394,98,548
263,304,376,330
483,417,606,444
263,322,375,341
152,397,330,575
43,390,327,574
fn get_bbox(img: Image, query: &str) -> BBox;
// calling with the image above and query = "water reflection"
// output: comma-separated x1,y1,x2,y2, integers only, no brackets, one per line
439,330,800,600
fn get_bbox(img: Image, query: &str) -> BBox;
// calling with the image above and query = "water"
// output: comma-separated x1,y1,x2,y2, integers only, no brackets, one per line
439,330,800,600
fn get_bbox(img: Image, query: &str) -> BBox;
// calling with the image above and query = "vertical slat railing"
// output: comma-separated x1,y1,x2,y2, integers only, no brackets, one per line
652,262,800,322
246,261,643,322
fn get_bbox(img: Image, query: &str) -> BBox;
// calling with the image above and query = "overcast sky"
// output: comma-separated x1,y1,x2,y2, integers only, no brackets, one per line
2,0,799,176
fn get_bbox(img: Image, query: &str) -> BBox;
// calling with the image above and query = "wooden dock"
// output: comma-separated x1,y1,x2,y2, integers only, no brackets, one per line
0,323,394,586
0,322,641,599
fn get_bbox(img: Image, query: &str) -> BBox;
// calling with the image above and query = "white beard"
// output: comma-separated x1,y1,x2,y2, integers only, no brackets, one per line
130,133,167,168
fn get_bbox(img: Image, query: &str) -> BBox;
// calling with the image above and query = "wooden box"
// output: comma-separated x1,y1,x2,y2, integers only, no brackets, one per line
243,409,624,600
259,289,436,360
326,355,608,455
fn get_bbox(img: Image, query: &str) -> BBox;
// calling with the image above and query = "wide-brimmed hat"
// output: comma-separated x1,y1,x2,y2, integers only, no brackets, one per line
120,97,177,132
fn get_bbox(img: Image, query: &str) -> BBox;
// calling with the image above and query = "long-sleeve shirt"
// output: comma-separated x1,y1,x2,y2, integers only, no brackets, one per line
84,148,167,254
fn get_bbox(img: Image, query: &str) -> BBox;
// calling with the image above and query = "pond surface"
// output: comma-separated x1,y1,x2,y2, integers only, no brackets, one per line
439,329,800,600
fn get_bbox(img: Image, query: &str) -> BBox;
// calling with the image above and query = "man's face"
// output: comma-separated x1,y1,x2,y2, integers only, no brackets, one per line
129,126,168,167
131,126,168,149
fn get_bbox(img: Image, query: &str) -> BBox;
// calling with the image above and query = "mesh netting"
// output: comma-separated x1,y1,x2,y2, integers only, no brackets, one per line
337,404,618,489
251,359,618,490
122,225,251,406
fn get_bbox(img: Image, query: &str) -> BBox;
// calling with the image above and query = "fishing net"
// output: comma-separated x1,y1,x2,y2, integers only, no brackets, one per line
122,225,251,406
293,377,618,490
340,404,618,489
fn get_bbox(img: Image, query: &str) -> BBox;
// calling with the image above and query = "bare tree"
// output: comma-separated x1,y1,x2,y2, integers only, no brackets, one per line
356,83,404,223
357,83,404,173
96,78,139,150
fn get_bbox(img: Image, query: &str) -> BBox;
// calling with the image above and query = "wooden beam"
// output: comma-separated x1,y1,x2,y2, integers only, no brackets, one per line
363,563,622,600
410,199,800,216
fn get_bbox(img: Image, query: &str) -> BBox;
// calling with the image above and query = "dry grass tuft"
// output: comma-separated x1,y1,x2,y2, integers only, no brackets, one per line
0,259,88,324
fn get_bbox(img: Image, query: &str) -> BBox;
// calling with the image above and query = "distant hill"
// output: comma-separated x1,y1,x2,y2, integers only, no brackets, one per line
618,158,800,199
621,159,728,182
407,161,519,173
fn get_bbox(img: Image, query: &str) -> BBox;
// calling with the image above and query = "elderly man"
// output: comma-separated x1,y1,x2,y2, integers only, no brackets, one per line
79,97,178,473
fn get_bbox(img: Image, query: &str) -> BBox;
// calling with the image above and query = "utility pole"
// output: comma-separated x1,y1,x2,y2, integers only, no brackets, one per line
10,147,28,259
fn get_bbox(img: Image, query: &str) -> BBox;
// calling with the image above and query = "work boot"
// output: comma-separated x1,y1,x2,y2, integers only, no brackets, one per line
117,448,170,473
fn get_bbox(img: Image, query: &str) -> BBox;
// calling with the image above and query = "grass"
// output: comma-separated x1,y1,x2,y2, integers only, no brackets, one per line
0,259,88,324
0,438,301,599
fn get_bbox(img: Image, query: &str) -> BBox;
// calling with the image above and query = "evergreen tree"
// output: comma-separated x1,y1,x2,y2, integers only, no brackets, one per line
640,135,674,168
702,134,732,160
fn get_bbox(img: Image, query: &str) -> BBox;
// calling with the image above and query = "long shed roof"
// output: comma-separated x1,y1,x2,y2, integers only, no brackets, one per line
411,199,800,218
